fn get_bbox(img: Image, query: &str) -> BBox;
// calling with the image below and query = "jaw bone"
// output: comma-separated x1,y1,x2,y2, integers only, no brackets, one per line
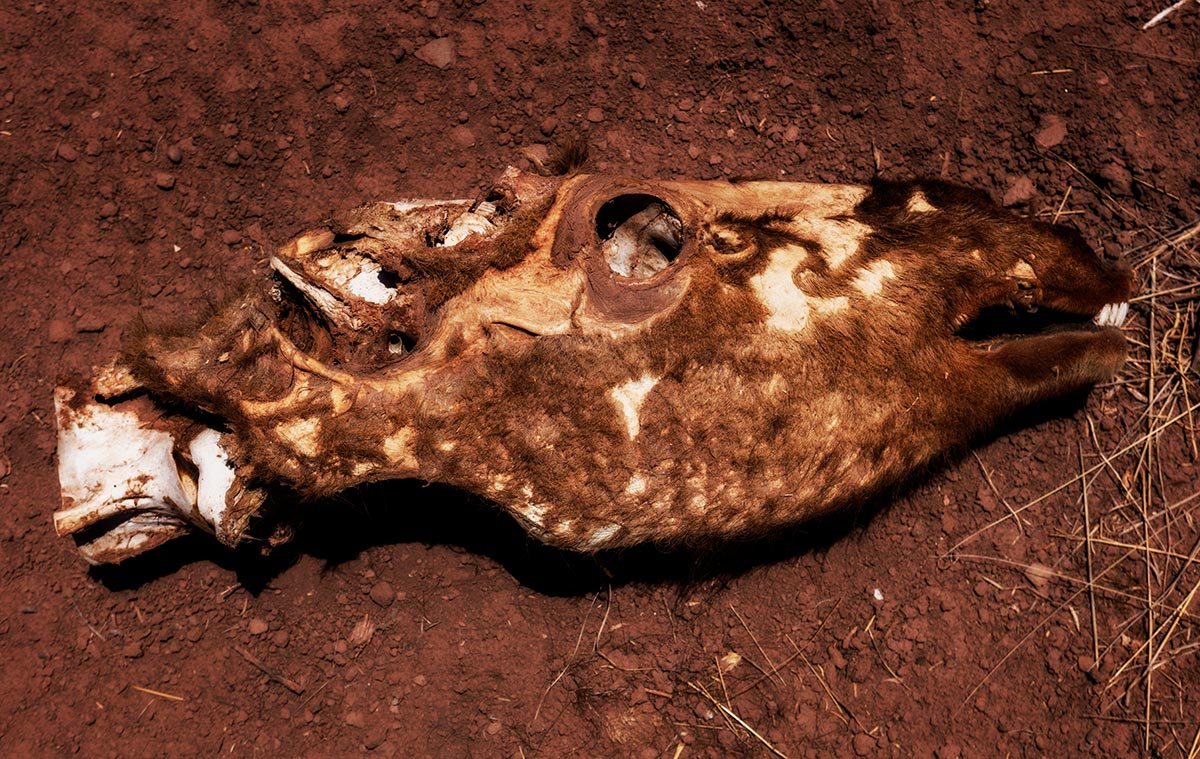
54,387,261,564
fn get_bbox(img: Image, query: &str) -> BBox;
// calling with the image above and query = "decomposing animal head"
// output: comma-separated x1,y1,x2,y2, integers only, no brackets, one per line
54,166,1133,564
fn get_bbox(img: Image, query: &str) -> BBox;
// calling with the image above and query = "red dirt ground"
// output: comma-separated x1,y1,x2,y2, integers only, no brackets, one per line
2,1,1198,757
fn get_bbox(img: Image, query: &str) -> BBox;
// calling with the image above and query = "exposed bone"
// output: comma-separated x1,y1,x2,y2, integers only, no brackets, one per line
271,256,361,330
54,389,192,537
602,201,682,278
54,388,197,564
52,168,1134,564
441,209,496,247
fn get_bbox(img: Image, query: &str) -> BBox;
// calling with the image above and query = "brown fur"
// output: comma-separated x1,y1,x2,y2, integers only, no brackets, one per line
96,169,1133,555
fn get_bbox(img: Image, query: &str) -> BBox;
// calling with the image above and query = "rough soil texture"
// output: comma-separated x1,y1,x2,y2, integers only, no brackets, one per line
2,1,1198,757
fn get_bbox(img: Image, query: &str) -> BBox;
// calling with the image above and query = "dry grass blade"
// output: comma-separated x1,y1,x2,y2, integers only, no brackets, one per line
1080,442,1100,664
1142,0,1197,29
730,603,783,687
1092,214,1199,752
955,208,1198,740
131,685,184,702
1187,720,1200,759
233,645,304,694
945,400,1200,556
687,681,791,759
532,593,599,725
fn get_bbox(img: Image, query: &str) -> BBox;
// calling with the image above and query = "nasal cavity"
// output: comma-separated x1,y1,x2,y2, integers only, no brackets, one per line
595,194,683,279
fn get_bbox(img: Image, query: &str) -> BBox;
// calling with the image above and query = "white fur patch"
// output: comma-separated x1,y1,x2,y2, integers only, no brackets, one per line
578,524,621,550
852,260,896,297
804,218,870,270
624,473,648,497
274,417,321,457
906,192,936,214
383,427,418,471
610,375,660,439
522,505,546,527
814,296,849,314
750,247,811,332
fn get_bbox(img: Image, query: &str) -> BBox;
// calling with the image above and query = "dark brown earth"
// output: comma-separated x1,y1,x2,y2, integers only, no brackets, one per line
2,1,1199,757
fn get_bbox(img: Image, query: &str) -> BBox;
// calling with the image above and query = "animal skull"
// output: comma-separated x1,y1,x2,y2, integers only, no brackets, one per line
54,166,1133,564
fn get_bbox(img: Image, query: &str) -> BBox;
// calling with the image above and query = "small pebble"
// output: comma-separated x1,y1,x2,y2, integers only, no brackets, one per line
166,144,183,163
1099,162,1132,195
853,733,876,756
154,172,176,190
248,618,269,635
369,580,394,607
57,144,78,162
414,38,455,69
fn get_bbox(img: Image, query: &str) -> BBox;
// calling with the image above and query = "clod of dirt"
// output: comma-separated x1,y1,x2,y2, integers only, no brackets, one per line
1003,175,1037,206
48,318,73,342
1099,162,1133,195
449,125,476,148
1034,114,1068,149
415,37,455,69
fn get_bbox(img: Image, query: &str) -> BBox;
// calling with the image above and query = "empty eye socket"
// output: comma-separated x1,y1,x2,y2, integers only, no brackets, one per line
595,194,683,279
387,331,417,355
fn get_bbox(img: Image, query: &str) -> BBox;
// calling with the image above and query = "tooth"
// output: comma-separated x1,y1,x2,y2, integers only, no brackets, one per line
1093,302,1130,328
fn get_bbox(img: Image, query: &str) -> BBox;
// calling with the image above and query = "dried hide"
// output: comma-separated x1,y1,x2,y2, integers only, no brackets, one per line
53,166,1133,564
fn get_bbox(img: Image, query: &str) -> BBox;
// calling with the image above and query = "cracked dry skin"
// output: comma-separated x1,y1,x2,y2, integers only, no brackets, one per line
54,166,1133,563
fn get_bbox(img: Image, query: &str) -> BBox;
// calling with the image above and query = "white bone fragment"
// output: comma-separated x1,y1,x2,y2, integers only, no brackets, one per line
54,389,198,563
271,257,359,329
189,429,237,532
440,211,495,247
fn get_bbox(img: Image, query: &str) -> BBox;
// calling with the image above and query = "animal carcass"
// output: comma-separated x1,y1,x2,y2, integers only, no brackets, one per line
53,165,1132,564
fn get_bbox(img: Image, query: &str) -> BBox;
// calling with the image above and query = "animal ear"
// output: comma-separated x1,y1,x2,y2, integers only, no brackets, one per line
972,330,1128,407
